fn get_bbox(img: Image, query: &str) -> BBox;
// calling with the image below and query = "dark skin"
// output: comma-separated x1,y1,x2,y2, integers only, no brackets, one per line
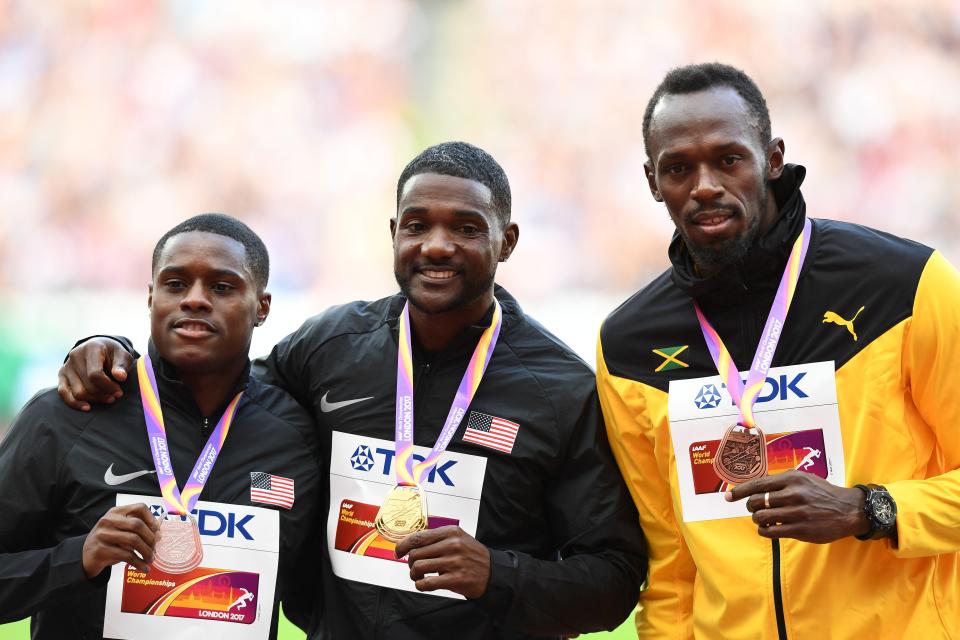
386,173,518,597
60,176,519,598
74,231,271,576
646,87,876,543
82,504,159,578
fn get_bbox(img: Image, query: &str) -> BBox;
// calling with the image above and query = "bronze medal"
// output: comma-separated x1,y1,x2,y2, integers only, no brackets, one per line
375,485,428,543
151,515,203,574
713,423,768,484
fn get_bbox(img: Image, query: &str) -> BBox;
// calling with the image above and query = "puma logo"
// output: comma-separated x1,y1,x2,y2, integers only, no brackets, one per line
822,306,865,341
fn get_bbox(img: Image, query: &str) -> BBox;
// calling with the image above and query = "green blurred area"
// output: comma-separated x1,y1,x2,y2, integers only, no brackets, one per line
0,613,636,638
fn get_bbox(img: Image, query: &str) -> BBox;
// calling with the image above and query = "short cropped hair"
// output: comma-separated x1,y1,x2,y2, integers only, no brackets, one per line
152,213,269,290
396,141,512,226
643,62,771,158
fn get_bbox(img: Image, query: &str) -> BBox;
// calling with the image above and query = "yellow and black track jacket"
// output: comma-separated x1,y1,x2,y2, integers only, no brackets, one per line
597,164,960,640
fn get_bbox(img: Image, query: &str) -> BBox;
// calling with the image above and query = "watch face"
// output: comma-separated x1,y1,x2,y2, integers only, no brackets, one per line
871,493,897,526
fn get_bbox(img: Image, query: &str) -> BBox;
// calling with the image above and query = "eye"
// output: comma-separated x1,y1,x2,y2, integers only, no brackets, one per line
721,155,742,167
460,224,481,236
212,282,235,293
404,221,427,233
665,163,687,175
164,279,186,291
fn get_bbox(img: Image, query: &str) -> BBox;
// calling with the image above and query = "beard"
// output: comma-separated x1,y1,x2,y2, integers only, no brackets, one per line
684,211,761,274
394,265,496,315
684,179,770,275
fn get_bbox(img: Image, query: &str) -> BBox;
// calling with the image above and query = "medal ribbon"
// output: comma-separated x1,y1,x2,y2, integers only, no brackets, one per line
394,300,502,487
138,353,243,515
693,218,812,429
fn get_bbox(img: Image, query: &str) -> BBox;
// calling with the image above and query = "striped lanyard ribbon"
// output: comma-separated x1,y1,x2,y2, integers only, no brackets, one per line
394,300,502,487
693,218,812,429
137,353,243,515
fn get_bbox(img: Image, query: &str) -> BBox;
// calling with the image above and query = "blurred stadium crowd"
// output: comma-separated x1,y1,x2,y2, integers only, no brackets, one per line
1,0,958,432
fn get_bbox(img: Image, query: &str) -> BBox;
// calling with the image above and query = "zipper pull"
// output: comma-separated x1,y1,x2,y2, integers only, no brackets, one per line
201,417,210,434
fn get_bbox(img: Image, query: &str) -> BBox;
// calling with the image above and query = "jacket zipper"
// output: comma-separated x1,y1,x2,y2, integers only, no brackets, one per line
772,539,787,640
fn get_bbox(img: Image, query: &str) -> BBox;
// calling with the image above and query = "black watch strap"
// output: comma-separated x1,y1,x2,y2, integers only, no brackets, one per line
855,484,897,541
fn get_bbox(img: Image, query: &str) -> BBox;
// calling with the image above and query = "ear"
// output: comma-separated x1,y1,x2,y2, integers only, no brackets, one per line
766,137,785,181
255,292,272,327
389,217,398,239
498,222,519,262
147,283,154,310
644,161,663,202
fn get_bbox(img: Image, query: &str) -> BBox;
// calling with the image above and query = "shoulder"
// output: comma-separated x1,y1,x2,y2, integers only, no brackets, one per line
599,267,695,382
499,307,596,406
288,296,396,351
241,379,318,454
812,218,933,279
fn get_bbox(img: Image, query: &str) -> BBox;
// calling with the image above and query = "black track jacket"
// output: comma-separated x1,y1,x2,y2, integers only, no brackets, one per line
255,287,647,639
0,344,321,639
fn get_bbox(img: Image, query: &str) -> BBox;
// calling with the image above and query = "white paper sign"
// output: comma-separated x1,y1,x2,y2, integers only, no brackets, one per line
327,431,487,599
668,361,845,522
104,494,279,640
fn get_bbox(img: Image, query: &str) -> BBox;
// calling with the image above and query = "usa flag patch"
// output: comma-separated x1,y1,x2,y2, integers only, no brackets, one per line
250,472,295,509
462,411,519,454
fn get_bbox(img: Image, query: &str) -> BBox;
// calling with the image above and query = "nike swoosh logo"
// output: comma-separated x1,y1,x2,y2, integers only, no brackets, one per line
320,391,374,413
104,464,156,486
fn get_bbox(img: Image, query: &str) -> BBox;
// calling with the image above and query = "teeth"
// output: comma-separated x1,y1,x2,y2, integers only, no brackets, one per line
179,323,211,332
422,270,456,280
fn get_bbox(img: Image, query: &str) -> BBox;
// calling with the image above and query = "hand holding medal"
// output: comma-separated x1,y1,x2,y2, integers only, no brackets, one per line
694,219,811,486
137,353,243,574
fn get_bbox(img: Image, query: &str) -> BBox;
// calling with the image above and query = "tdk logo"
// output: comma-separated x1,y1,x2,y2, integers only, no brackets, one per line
350,445,375,471
348,443,458,486
695,373,809,409
150,504,255,540
694,384,723,409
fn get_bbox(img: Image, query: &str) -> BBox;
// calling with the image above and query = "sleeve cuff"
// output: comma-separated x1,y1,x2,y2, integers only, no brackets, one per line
53,535,111,590
474,548,518,618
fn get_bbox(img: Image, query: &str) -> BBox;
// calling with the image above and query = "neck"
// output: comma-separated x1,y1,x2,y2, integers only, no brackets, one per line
408,290,495,353
177,360,246,417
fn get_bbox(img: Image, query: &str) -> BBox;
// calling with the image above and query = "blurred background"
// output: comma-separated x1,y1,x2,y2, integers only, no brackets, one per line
2,0,959,432
1,0,959,637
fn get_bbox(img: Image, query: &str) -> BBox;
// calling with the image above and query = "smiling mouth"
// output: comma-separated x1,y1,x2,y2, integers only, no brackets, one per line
691,209,736,228
418,269,459,281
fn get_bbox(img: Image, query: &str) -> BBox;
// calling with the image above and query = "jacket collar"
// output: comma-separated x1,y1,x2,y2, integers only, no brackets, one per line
145,340,252,419
385,284,520,364
668,164,808,305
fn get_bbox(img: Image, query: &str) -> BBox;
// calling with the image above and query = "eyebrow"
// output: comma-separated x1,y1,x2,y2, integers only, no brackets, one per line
399,206,487,218
659,140,752,163
157,266,245,279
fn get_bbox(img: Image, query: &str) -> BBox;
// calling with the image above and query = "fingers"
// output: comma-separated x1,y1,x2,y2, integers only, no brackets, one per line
58,366,90,411
409,556,446,581
726,470,803,502
107,347,133,383
84,504,161,577
394,525,457,558
751,506,806,528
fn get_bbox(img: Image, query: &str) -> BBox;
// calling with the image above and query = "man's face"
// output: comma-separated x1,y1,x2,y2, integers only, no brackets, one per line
391,173,518,315
644,86,784,272
149,231,269,374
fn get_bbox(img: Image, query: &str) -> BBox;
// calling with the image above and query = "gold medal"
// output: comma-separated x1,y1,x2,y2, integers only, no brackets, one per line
151,515,203,574
375,485,428,543
713,423,768,484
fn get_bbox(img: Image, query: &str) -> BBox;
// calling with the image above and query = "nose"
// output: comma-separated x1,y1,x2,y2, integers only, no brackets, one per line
690,165,724,203
180,281,213,312
420,227,456,259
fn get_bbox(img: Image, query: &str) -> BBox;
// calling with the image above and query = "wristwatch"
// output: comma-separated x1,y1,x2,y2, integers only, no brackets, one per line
855,484,897,541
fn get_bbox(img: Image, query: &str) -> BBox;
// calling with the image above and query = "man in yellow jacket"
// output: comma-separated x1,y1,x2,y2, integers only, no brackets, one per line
597,62,959,639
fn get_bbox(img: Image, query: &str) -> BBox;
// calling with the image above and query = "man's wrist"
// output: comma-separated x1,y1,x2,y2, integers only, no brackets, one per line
854,484,898,541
